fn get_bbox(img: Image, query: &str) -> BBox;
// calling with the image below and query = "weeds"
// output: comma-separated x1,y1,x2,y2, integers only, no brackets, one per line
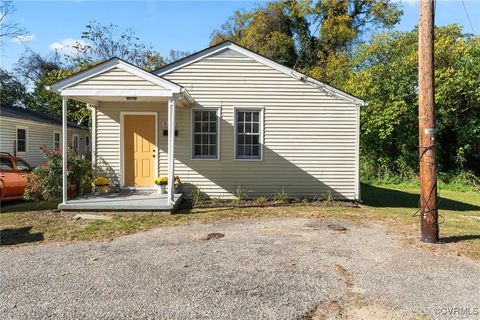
234,186,248,203
325,190,334,203
191,186,203,207
254,196,269,205
273,187,289,202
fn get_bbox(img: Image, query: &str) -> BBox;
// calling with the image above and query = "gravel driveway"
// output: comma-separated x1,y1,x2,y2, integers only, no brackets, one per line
1,218,479,320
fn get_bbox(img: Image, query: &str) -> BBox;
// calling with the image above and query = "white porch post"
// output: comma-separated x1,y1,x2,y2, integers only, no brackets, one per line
167,97,176,205
62,96,68,204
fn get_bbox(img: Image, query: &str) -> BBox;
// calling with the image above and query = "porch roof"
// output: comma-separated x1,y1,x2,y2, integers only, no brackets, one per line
47,57,194,105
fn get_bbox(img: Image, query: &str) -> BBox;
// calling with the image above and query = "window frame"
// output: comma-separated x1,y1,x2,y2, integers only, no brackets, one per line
15,126,28,155
53,131,61,150
72,134,80,154
191,107,221,160
234,107,264,161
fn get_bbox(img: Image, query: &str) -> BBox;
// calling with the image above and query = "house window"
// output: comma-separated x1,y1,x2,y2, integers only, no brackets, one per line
235,109,263,160
72,134,79,154
16,127,27,154
85,135,90,152
192,109,219,159
53,132,61,150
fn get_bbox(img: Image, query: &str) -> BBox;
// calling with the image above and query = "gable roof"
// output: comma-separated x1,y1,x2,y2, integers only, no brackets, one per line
0,104,87,129
154,41,366,107
49,57,183,94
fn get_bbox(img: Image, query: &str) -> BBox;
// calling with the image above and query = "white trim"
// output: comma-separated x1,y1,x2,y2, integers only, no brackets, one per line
233,107,264,161
62,97,68,204
167,98,176,205
72,134,80,154
53,131,61,150
120,112,158,188
190,107,221,161
155,42,366,106
15,126,28,155
90,105,97,176
51,58,182,93
355,106,361,201
60,89,174,97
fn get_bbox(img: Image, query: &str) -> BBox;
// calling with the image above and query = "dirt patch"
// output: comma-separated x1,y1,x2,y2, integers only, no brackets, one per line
200,232,225,240
308,264,423,320
328,224,348,232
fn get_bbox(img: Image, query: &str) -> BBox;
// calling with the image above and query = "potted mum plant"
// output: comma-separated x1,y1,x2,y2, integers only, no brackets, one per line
93,176,111,194
154,177,168,194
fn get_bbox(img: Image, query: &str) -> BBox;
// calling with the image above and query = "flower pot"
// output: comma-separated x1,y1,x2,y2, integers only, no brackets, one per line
157,184,166,194
95,185,110,194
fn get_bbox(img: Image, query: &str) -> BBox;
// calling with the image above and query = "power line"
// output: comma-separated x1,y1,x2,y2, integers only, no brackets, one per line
461,0,476,34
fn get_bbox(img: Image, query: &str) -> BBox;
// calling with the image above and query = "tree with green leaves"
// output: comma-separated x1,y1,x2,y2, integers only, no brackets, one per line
211,0,402,81
341,24,480,178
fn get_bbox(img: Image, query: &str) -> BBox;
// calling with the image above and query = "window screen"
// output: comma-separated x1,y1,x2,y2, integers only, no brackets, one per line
17,128,26,153
192,110,218,159
236,110,262,159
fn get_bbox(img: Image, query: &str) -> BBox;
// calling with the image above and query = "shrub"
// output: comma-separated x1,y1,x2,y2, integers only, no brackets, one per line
191,186,203,206
273,187,289,202
234,185,247,203
325,190,334,203
24,146,91,201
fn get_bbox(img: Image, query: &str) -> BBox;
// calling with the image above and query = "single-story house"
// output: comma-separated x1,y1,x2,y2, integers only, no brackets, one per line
49,41,364,208
0,104,90,167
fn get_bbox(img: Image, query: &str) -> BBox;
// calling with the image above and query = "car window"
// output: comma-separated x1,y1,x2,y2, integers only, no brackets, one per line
0,157,14,171
15,159,31,172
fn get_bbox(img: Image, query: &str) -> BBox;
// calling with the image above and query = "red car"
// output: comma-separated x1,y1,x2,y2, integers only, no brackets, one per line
0,152,32,201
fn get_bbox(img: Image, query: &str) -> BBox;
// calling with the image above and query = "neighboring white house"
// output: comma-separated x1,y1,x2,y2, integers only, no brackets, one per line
0,104,90,167
49,41,364,201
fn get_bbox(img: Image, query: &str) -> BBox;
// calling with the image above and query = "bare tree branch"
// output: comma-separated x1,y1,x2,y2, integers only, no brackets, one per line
0,0,27,40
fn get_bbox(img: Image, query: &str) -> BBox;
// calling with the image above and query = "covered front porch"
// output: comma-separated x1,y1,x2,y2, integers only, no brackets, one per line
48,57,194,212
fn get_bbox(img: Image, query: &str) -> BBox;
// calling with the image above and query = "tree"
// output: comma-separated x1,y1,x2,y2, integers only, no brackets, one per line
0,0,27,41
341,24,480,177
211,3,297,66
0,69,29,106
211,0,402,80
74,21,165,71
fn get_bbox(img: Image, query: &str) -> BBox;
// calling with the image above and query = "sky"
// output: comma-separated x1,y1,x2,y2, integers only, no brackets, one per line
1,0,479,71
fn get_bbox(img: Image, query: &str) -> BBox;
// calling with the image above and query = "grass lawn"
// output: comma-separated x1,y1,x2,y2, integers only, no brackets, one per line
1,183,479,259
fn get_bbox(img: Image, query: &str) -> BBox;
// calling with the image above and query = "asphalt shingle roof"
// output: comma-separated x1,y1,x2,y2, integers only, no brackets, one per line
0,104,86,129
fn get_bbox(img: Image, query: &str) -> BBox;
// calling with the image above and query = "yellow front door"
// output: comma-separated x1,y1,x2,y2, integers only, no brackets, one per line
124,115,156,186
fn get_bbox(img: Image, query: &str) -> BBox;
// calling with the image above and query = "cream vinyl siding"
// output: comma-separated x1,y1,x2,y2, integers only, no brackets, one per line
70,67,163,91
0,116,89,167
94,48,359,199
163,49,359,199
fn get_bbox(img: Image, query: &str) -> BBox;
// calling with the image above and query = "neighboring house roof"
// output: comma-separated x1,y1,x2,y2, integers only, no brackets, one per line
155,41,366,107
0,104,87,129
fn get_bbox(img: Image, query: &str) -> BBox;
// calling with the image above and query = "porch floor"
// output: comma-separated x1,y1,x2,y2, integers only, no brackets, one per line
58,191,183,213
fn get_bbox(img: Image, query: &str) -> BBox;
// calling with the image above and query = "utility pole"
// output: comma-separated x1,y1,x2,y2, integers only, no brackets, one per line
418,0,439,243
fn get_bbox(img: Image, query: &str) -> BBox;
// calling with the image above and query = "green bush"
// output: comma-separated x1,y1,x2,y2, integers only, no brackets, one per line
24,146,92,201
272,187,289,202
